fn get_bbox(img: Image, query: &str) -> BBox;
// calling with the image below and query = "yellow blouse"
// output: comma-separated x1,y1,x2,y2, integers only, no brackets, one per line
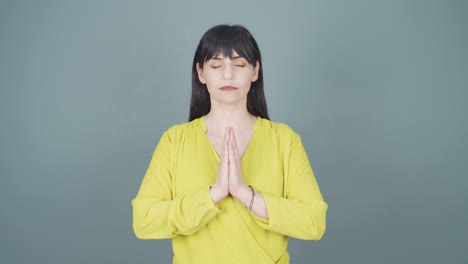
132,116,328,264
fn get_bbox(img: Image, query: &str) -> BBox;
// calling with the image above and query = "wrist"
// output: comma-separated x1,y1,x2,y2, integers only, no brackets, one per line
210,185,227,204
231,184,251,203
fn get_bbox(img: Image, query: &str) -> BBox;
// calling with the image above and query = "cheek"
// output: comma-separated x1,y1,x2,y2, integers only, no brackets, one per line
203,71,218,82
203,75,218,90
205,77,217,87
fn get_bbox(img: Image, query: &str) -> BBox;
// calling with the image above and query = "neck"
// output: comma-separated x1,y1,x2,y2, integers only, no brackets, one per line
205,101,256,130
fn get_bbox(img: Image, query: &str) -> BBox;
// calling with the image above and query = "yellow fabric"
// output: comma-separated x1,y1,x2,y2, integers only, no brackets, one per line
132,116,328,264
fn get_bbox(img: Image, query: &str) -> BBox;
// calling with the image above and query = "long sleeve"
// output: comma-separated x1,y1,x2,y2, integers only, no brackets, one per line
131,118,326,263
251,131,328,240
132,131,221,239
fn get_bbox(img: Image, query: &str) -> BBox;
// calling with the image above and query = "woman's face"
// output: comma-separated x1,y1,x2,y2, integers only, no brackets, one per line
196,50,259,107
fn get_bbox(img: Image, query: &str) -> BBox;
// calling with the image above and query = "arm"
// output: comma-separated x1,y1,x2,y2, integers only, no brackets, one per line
251,132,328,240
132,131,221,239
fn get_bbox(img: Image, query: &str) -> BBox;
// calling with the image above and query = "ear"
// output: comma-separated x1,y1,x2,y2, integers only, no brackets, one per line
196,63,206,84
251,61,260,82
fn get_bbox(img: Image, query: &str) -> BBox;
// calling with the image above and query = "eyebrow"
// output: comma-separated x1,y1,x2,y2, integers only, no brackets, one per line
211,55,244,60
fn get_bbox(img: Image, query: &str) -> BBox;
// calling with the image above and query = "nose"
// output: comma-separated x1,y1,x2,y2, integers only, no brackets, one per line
222,64,234,80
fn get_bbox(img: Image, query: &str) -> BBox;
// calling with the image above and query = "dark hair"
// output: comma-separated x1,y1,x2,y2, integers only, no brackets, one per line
189,24,269,121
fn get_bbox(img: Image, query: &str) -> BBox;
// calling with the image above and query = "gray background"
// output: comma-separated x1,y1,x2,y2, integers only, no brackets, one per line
1,0,467,263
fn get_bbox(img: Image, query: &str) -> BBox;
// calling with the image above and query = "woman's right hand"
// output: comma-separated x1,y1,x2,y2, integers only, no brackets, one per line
209,127,230,203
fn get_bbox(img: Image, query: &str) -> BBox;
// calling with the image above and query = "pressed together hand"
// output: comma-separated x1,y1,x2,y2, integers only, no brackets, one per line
210,127,250,203
209,127,269,219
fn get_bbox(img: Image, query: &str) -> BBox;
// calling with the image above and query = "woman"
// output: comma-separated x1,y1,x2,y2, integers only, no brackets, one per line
132,24,328,264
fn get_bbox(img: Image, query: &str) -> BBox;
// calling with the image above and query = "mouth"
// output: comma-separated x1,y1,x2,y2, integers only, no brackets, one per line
220,86,238,91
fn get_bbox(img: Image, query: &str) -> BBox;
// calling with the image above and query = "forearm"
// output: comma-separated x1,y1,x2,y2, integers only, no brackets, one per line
252,194,327,240
132,187,221,239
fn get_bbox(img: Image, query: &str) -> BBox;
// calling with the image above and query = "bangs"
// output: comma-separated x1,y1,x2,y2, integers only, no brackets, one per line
196,25,259,67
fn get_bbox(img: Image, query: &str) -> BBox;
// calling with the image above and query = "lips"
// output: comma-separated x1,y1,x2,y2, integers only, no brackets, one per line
220,86,238,91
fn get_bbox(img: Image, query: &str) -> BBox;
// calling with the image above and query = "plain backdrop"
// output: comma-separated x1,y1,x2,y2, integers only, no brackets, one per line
1,0,467,263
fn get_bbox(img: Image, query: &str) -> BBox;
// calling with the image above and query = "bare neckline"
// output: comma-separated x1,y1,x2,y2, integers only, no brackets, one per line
200,116,260,161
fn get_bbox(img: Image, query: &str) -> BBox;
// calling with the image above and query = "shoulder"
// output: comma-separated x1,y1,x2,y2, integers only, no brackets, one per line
256,118,303,149
258,117,300,140
162,118,203,141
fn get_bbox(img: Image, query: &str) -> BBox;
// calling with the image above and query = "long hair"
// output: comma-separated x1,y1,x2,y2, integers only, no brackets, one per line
189,24,269,121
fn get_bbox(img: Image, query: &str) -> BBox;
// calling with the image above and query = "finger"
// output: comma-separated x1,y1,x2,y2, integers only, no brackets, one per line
226,132,231,165
228,135,241,170
227,137,236,175
227,126,232,143
223,141,229,170
227,128,233,157
230,129,240,160
223,140,229,163
221,127,228,157
218,141,228,181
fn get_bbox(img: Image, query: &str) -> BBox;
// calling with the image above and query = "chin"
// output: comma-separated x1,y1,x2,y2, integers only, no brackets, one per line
212,96,247,106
